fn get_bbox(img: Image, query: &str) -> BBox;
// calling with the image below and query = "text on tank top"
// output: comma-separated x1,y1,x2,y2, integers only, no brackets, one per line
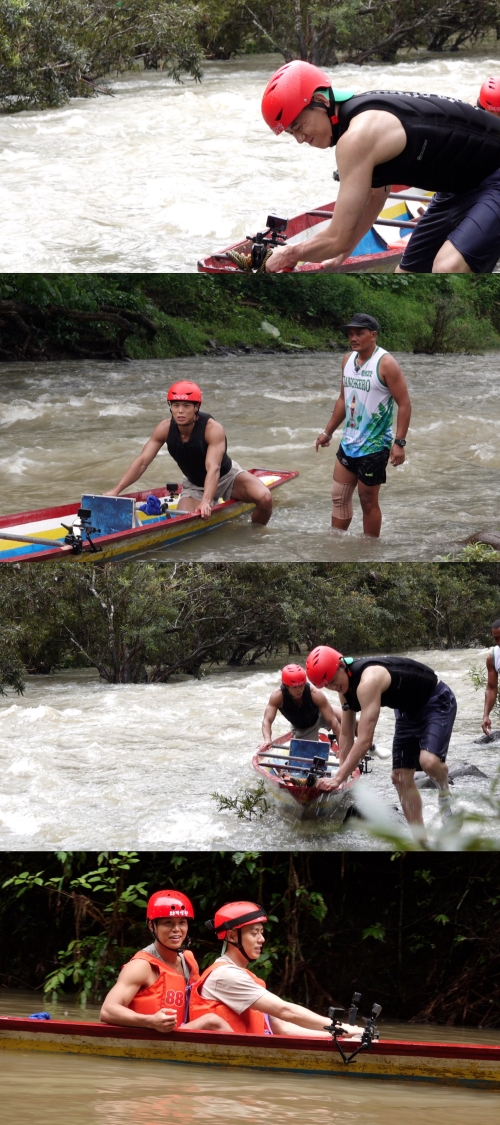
279,683,320,728
127,947,199,1026
338,92,500,193
166,412,232,488
341,346,393,456
189,958,267,1035
342,656,438,715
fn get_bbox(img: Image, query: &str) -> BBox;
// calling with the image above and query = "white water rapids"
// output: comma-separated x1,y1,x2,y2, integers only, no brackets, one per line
0,647,498,851
1,353,499,561
0,52,499,271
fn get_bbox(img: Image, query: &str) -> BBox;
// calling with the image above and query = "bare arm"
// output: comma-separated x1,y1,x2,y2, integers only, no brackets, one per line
252,989,362,1037
259,691,282,750
100,961,178,1032
197,420,228,519
379,355,412,467
266,111,407,272
315,365,347,450
321,187,390,272
482,654,499,734
106,420,170,496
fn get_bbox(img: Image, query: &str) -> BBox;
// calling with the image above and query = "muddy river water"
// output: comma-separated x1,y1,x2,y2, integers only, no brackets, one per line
0,646,497,851
0,53,499,272
1,354,498,561
1,992,500,1125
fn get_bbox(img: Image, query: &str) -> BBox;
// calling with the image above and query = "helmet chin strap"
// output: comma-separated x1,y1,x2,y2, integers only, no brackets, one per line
226,934,259,962
308,92,339,147
149,919,191,950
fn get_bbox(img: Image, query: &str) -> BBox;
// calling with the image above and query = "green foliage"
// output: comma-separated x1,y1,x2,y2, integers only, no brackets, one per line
212,781,271,820
362,923,386,941
0,0,203,112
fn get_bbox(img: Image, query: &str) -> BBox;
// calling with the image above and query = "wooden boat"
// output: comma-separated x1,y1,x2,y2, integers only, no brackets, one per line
253,734,359,821
1,1016,499,1089
198,187,433,274
0,469,298,564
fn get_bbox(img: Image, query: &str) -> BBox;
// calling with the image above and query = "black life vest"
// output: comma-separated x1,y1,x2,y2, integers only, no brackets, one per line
337,91,500,193
342,656,438,715
279,683,320,728
166,412,232,488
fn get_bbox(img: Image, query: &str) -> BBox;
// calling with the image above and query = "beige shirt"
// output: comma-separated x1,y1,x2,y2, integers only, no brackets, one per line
201,955,266,1014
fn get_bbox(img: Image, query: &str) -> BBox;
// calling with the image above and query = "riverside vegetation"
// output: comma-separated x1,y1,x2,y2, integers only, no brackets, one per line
2,561,500,691
1,274,500,361
1,850,500,1028
0,1,498,111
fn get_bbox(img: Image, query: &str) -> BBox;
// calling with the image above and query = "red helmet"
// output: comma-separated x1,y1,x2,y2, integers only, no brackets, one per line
211,901,267,939
167,381,202,403
262,60,333,135
281,663,307,687
478,77,500,113
146,890,194,921
306,645,343,687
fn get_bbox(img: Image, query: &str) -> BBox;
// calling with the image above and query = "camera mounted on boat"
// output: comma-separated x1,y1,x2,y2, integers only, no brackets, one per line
61,508,102,554
306,755,328,788
324,992,382,1065
248,215,288,270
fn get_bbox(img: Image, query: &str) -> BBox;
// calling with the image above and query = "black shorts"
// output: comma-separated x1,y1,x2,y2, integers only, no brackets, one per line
336,445,390,486
400,168,500,274
392,682,457,771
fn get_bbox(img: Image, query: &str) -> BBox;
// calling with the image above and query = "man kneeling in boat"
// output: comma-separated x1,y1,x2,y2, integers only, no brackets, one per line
306,646,457,835
100,890,232,1033
190,900,363,1038
258,662,341,752
106,380,273,524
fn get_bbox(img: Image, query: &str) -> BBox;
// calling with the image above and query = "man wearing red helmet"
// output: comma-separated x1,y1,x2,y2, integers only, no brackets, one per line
100,890,231,1033
261,61,500,274
258,663,341,752
478,78,500,115
106,380,273,524
305,646,456,834
190,901,363,1038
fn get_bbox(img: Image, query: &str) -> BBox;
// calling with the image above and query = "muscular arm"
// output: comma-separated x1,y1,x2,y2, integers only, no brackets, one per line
259,690,282,749
197,419,228,518
315,366,346,450
311,686,341,739
482,654,499,734
100,961,178,1032
332,667,391,786
380,355,412,466
266,111,407,272
106,420,170,496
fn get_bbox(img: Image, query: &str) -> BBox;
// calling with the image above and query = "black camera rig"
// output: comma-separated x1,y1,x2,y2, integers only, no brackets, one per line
324,992,382,1065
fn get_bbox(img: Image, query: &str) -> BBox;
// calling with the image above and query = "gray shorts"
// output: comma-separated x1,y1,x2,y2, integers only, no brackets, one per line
292,717,323,741
180,460,245,503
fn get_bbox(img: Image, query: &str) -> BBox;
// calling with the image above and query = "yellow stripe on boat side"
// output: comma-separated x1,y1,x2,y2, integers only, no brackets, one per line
0,1032,499,1087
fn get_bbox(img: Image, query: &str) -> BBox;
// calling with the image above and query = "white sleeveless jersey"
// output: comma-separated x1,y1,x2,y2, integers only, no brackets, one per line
492,646,500,673
341,346,394,457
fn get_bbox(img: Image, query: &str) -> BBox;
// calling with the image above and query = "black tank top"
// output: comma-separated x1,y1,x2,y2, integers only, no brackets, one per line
279,683,320,728
342,656,438,715
166,412,232,488
337,92,500,193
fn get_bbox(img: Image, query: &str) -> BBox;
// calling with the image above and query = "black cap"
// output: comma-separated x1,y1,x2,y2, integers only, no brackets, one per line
340,313,379,333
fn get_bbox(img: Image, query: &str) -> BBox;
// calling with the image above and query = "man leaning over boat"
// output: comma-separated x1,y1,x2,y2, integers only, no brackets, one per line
100,890,232,1033
261,61,500,274
306,646,457,838
106,380,273,524
258,662,342,751
190,901,363,1038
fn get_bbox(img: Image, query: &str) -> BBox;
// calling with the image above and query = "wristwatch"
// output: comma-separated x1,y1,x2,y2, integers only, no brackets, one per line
394,438,406,447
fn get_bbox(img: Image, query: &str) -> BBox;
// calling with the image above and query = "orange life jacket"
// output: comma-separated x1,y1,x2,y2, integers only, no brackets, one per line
127,949,199,1028
189,959,267,1034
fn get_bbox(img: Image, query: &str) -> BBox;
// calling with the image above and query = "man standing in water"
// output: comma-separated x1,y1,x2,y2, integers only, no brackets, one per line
258,663,342,751
261,61,500,274
305,646,457,836
106,380,272,523
481,618,500,736
315,315,411,537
